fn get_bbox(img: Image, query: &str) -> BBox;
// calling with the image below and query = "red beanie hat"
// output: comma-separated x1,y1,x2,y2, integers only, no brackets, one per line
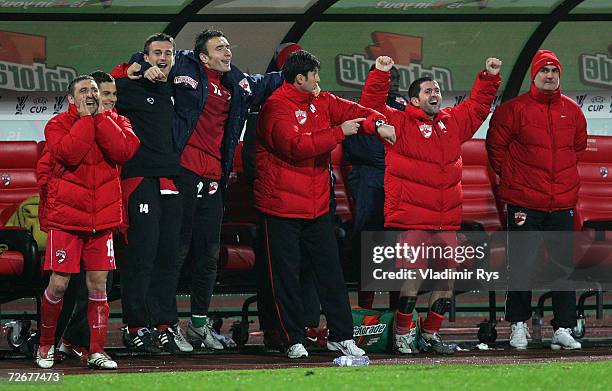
275,42,302,70
530,49,562,81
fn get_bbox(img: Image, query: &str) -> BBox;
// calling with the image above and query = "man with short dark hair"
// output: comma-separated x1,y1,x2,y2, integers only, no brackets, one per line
255,50,395,359
35,74,139,369
129,29,282,349
487,49,586,351
53,71,122,363
361,55,501,355
112,33,193,354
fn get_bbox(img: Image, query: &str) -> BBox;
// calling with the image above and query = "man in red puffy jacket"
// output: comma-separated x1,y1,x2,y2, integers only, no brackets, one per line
361,55,501,355
487,50,587,351
35,75,139,370
254,50,395,359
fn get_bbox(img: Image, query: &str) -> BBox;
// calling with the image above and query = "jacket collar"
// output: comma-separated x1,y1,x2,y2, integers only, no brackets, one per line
405,103,437,122
278,81,311,105
529,82,561,104
202,64,222,84
66,103,118,118
68,103,79,117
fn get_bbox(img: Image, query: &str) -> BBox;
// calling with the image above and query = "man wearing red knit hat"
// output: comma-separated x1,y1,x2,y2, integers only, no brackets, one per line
487,49,587,350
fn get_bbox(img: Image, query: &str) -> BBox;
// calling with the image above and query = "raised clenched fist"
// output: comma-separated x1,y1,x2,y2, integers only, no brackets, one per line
375,56,394,72
485,57,502,76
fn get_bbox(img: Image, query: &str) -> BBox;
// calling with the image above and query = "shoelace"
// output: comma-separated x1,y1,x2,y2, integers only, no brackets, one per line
174,327,189,344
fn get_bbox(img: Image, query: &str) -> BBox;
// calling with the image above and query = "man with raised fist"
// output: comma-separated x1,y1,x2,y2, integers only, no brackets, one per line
361,55,501,355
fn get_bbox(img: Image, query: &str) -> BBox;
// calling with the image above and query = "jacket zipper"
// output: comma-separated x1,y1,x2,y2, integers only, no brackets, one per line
547,97,554,211
92,150,97,234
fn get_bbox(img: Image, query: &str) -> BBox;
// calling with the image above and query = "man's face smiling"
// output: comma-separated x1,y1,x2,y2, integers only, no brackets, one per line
200,36,232,73
69,79,99,115
98,81,117,111
144,40,174,78
413,80,442,117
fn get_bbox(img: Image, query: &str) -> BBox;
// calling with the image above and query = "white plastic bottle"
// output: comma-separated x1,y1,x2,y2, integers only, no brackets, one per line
332,355,370,366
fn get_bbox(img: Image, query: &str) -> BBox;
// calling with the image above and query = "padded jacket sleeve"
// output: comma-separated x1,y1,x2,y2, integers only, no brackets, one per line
94,111,140,165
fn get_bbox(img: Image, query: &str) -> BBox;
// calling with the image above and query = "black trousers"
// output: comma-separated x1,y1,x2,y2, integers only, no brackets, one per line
56,270,113,347
256,244,322,331
504,204,577,329
175,168,223,316
121,177,182,328
261,213,353,345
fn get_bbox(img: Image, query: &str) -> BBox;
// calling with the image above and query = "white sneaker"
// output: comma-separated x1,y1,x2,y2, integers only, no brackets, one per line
35,345,54,369
395,331,418,354
87,352,118,370
510,322,530,349
327,339,365,356
209,327,237,348
551,328,582,350
287,343,308,358
171,324,194,352
187,320,224,350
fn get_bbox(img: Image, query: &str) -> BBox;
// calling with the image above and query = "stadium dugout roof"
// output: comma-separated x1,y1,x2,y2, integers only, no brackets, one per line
0,0,611,140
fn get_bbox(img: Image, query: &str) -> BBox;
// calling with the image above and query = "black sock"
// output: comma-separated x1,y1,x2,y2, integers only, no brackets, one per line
397,296,417,314
430,298,451,316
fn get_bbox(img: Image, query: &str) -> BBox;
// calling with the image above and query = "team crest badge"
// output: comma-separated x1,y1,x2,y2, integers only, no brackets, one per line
418,124,433,138
1,173,10,186
208,181,219,195
173,75,199,89
55,249,67,264
514,211,527,227
295,110,307,125
238,78,252,94
600,166,608,178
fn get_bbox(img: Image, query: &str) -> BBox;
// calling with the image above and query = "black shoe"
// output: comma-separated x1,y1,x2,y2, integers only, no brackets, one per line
263,329,286,352
121,326,135,349
155,328,181,354
127,328,162,354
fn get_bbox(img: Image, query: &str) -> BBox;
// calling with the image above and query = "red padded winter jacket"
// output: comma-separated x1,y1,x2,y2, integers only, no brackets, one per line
486,84,587,211
360,68,500,230
44,104,140,232
254,82,385,219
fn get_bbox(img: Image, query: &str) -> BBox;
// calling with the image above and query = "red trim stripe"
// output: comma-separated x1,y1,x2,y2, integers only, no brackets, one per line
264,217,291,344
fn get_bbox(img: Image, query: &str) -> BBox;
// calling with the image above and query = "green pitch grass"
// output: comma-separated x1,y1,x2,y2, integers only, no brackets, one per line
15,361,612,390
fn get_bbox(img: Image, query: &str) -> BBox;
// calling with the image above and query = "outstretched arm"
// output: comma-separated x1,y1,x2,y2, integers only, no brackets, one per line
241,71,284,108
327,93,395,144
359,56,400,119
258,103,345,162
451,57,502,143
